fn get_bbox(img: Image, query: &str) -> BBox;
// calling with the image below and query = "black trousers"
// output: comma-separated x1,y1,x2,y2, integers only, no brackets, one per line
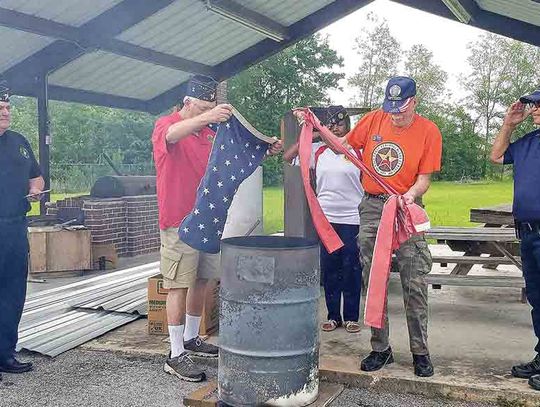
0,217,29,360
320,223,362,323
520,226,540,353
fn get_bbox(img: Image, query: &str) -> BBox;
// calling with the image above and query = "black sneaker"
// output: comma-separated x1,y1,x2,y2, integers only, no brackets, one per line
529,375,540,391
360,347,394,372
164,352,206,382
413,354,434,377
184,336,219,358
512,354,540,379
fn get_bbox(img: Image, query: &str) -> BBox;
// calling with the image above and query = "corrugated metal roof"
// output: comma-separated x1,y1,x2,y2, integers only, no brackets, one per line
2,0,539,112
49,51,191,100
117,0,265,66
0,27,53,72
477,0,540,28
0,0,123,27
234,0,335,26
17,263,159,357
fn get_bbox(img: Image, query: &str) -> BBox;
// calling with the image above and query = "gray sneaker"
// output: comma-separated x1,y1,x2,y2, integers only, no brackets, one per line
184,336,219,358
164,352,206,382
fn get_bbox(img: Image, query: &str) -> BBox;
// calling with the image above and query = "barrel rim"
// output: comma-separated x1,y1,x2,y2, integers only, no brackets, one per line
221,235,318,250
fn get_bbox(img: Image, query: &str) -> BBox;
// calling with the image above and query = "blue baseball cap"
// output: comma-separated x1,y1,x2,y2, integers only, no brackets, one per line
382,76,417,113
519,90,540,105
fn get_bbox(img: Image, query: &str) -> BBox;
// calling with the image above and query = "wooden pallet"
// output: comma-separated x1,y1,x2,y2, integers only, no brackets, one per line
183,380,344,407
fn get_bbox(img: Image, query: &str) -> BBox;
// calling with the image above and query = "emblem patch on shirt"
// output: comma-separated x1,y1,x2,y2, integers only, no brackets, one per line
372,142,404,177
19,145,29,159
372,134,382,142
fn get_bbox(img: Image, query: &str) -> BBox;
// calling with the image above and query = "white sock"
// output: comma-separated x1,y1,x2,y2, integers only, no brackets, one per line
168,325,185,358
184,314,202,342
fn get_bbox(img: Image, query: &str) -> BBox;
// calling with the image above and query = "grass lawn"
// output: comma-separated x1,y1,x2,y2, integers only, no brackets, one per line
263,181,514,234
29,193,84,216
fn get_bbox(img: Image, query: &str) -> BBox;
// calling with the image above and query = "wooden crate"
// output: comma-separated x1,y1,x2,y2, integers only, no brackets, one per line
28,226,92,273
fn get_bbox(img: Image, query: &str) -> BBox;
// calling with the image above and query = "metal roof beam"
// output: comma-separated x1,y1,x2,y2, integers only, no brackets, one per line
440,0,480,24
205,0,290,42
391,0,540,49
147,0,375,114
15,84,149,112
3,0,177,96
0,7,214,75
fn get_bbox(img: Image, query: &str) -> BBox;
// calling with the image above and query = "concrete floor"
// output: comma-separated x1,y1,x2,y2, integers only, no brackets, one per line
20,245,540,405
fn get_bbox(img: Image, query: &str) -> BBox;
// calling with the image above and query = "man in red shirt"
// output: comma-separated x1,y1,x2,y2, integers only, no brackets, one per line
152,75,282,382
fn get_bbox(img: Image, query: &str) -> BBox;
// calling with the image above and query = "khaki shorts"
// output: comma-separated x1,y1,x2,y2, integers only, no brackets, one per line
159,227,220,289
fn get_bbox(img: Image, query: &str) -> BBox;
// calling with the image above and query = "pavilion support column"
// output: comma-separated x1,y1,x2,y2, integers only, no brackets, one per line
281,110,317,240
37,74,51,215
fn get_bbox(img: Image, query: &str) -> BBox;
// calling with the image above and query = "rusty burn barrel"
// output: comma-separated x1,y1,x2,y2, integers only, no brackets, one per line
219,236,320,406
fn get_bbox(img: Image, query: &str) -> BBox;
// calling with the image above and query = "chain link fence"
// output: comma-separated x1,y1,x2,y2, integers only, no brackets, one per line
51,163,155,193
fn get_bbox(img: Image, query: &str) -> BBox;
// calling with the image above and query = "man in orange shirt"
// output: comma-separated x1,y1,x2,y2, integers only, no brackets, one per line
346,76,442,377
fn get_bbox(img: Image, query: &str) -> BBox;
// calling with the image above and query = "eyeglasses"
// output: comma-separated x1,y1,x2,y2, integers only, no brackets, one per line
328,120,346,128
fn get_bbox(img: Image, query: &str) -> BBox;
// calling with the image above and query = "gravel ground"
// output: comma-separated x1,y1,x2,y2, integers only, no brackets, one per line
0,350,496,407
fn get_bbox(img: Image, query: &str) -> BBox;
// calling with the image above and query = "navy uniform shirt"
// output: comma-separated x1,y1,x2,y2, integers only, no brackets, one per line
0,130,41,218
504,129,540,222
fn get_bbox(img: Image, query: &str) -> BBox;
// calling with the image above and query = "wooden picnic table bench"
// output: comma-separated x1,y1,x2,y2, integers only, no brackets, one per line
425,225,525,301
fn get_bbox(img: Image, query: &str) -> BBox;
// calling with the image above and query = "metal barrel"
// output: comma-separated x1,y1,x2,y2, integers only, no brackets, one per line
218,236,320,407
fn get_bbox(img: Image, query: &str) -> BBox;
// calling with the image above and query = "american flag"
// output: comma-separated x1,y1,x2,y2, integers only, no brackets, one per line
179,108,273,254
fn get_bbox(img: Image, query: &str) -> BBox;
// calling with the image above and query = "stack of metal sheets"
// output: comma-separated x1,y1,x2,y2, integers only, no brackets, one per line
18,262,159,357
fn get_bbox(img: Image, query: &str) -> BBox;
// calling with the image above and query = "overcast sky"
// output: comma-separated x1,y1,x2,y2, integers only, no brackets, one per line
318,0,490,105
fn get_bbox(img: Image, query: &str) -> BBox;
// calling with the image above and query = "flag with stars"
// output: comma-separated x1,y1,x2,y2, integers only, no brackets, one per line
179,108,275,254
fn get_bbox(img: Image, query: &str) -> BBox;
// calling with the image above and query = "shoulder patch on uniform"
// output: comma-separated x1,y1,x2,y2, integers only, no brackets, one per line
20,145,29,159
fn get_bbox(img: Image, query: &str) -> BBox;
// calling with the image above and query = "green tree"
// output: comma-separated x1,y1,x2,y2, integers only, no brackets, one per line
461,33,513,177
228,33,344,185
403,44,448,115
348,13,401,109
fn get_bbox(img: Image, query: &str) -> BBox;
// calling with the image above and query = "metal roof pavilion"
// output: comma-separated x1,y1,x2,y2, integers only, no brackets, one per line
0,0,539,212
1,1,539,115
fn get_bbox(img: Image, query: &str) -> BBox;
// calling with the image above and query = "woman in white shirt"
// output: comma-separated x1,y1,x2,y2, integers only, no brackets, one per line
284,106,364,333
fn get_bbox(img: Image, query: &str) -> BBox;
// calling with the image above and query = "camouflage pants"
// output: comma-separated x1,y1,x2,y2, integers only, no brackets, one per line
359,195,432,355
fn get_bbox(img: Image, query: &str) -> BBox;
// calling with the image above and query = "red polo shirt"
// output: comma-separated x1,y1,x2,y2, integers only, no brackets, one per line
152,112,214,230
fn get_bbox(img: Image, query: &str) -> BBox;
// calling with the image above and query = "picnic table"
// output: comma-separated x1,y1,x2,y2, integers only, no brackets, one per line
425,203,525,301
470,203,513,226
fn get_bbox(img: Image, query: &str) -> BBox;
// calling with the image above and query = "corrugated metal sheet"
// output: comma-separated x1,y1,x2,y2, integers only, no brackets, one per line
0,27,53,72
476,0,540,27
234,0,335,26
117,0,334,66
48,51,191,100
117,0,265,66
17,263,158,357
0,0,123,27
17,310,139,357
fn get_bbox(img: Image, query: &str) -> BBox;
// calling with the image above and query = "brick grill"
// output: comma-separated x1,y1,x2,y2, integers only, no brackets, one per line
47,195,160,257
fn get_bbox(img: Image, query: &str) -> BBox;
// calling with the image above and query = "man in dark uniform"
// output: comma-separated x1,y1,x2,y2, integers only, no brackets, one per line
0,81,44,377
490,89,540,391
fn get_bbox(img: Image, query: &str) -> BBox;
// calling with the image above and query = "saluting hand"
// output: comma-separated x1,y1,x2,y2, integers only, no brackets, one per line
503,101,534,128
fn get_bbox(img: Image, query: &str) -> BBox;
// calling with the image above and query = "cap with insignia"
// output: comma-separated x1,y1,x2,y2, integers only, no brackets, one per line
0,80,10,103
382,76,416,113
310,105,348,126
185,75,218,102
325,105,348,126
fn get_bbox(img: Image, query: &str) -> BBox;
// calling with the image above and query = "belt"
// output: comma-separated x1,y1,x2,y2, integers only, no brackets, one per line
365,192,391,201
516,220,540,238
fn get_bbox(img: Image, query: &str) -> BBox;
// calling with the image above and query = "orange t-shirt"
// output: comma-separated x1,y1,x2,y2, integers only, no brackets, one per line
346,109,442,195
